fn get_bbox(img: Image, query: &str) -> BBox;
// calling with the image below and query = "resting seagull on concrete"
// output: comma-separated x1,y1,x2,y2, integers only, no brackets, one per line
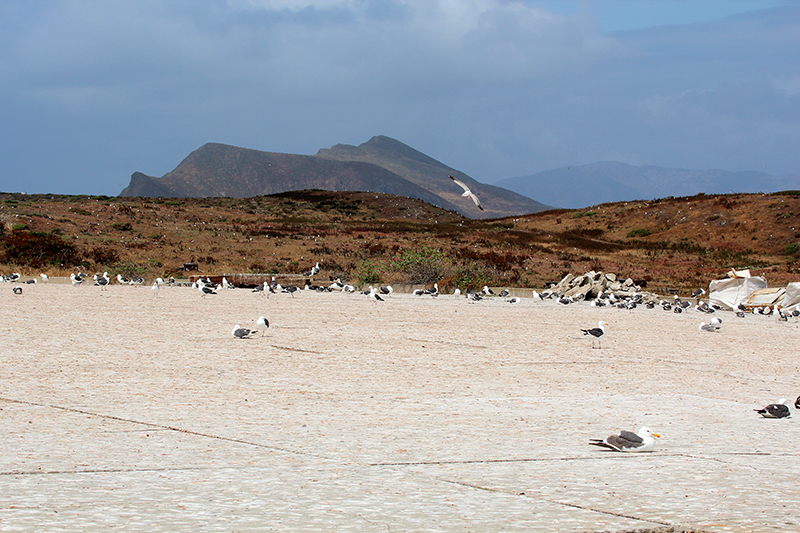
94,272,110,290
755,399,791,418
590,427,660,452
699,321,720,332
232,325,257,339
449,175,484,211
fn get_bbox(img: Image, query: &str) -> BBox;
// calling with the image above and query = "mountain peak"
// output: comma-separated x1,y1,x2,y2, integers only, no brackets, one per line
359,135,448,168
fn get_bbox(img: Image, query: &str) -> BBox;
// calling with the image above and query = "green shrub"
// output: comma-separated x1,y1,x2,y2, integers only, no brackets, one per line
387,247,447,284
356,260,383,285
785,242,799,255
627,228,652,238
111,222,133,231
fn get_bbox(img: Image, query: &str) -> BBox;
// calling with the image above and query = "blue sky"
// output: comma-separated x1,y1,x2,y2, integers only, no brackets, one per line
0,0,798,195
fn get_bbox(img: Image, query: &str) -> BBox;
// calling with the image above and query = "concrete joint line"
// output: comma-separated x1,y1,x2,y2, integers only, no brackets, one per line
0,396,311,458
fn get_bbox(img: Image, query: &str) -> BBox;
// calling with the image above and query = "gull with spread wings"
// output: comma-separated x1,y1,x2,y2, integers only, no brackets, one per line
449,175,484,211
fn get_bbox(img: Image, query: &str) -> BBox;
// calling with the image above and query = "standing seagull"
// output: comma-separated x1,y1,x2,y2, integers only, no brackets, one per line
368,287,384,302
590,427,660,452
198,280,217,297
255,316,270,336
449,175,484,211
581,321,608,349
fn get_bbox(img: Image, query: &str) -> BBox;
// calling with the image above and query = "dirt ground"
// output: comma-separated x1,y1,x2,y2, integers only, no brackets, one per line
1,281,799,532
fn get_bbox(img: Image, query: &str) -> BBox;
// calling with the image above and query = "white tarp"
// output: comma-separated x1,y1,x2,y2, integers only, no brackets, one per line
778,282,800,309
708,271,767,310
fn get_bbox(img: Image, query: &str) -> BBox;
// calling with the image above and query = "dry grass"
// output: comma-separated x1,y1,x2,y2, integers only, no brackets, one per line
1,190,798,290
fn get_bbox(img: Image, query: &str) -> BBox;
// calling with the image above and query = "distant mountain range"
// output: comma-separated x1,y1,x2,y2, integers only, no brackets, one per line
120,136,550,219
120,138,800,213
496,161,800,209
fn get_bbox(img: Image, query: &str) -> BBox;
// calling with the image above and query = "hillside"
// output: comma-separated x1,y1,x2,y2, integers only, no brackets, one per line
498,161,800,209
2,190,798,293
121,137,550,219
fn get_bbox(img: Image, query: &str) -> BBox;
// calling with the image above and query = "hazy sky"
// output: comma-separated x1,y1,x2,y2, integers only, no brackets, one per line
1,0,798,195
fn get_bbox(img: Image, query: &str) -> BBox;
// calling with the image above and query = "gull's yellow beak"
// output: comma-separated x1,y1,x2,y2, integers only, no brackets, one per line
652,433,661,438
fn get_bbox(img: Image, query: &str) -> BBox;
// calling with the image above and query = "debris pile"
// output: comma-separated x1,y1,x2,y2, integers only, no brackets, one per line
545,271,660,302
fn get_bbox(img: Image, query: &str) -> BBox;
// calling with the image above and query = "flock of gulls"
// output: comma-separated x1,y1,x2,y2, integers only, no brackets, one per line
5,183,797,457
6,248,799,454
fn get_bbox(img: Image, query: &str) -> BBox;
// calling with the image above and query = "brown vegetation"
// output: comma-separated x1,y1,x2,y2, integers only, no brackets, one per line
1,190,798,291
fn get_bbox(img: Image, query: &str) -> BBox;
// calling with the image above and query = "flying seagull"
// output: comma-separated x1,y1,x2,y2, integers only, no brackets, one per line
590,427,660,452
755,399,791,419
449,175,484,211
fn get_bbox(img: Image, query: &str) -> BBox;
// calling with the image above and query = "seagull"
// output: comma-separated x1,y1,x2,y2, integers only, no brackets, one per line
379,286,393,296
795,396,800,410
282,285,299,297
368,287,384,302
232,325,257,339
70,273,84,285
40,273,49,282
449,175,484,211
507,297,521,304
589,427,660,452
198,280,216,297
581,321,608,349
12,286,22,295
94,272,110,290
699,321,719,332
466,290,483,302
151,279,160,296
255,316,270,336
303,262,321,277
499,289,510,297
755,399,791,418
692,288,706,298
482,285,495,296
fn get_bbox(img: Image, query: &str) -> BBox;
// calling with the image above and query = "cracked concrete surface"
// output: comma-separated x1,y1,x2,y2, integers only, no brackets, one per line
1,283,798,532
